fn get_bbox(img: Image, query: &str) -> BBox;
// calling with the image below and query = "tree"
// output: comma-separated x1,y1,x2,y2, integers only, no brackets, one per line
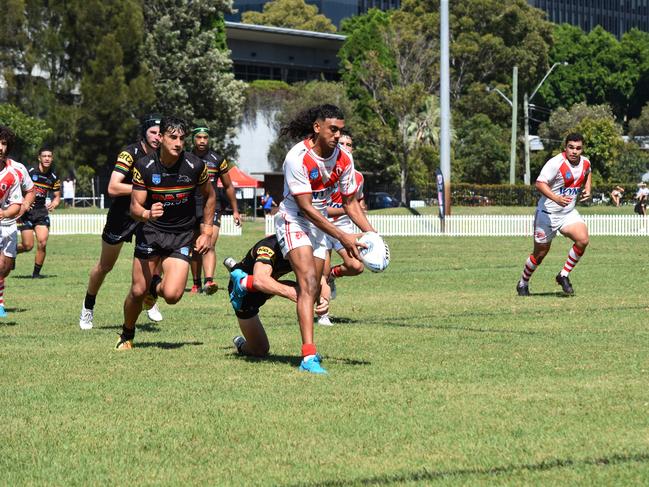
143,0,246,158
242,0,337,33
0,104,52,163
629,102,649,136
454,114,509,183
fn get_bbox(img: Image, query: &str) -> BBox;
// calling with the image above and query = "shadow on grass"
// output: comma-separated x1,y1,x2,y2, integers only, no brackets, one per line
328,316,360,325
5,307,27,313
137,341,203,350
229,353,371,367
99,323,161,333
288,451,649,487
529,291,573,297
13,274,57,279
0,321,18,326
369,317,543,336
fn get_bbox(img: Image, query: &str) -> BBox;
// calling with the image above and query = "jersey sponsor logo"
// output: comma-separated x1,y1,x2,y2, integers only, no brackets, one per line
256,246,275,258
180,246,190,256
118,152,134,165
559,187,580,196
152,174,161,185
32,175,38,181
177,175,191,183
309,168,319,180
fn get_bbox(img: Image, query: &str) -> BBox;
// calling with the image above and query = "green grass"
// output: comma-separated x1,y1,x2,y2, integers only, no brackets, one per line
2,227,649,485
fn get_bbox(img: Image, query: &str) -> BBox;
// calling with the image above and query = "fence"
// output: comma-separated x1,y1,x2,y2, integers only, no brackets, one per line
49,214,243,236
265,214,649,237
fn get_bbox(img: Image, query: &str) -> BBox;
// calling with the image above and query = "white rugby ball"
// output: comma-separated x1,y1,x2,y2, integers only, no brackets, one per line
358,231,390,273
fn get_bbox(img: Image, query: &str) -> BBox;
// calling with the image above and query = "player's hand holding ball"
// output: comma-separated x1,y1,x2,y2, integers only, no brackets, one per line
357,231,390,273
149,202,164,220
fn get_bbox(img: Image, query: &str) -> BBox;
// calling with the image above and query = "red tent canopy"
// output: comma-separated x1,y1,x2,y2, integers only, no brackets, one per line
217,166,263,188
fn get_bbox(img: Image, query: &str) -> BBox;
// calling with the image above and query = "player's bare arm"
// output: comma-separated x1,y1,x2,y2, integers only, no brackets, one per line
195,180,215,254
342,195,374,232
20,189,35,217
294,193,365,260
220,171,241,226
130,189,163,222
252,261,298,302
536,180,571,207
107,171,132,198
579,172,592,202
47,190,61,211
0,203,21,220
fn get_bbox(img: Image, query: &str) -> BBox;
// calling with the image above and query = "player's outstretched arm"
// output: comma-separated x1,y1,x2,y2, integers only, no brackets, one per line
252,261,297,302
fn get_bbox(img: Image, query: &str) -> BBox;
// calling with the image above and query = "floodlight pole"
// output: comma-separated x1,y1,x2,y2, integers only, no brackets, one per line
440,0,451,215
524,62,568,185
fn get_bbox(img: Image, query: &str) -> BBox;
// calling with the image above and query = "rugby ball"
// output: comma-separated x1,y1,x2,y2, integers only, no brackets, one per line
358,232,390,273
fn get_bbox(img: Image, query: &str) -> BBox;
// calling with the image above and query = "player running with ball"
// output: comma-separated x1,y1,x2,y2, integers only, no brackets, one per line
517,132,591,296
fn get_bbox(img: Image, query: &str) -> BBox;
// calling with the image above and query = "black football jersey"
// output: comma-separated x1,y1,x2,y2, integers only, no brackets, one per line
193,149,232,208
110,141,148,218
132,150,209,232
28,166,61,210
235,235,292,280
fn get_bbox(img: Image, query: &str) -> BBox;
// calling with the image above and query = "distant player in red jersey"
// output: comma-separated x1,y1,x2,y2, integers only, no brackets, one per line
0,125,28,318
517,133,592,296
264,104,375,373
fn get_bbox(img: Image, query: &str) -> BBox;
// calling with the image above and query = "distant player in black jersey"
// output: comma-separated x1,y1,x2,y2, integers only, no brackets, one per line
224,235,328,358
189,126,240,295
116,116,216,350
17,146,61,278
79,114,162,330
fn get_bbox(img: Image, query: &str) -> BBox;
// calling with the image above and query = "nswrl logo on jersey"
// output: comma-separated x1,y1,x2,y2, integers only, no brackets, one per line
152,174,161,185
309,168,319,180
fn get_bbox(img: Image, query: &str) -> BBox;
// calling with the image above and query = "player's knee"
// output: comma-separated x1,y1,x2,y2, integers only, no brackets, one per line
163,289,184,305
130,283,148,299
350,260,364,275
21,242,34,252
577,237,589,248
37,241,47,251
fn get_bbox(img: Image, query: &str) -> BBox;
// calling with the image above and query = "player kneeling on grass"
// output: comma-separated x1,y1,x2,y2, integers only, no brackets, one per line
116,116,216,350
517,132,591,297
224,234,328,358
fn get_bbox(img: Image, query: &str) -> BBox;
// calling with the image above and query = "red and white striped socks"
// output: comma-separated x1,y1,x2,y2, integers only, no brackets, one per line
520,254,538,284
0,277,4,308
560,244,585,277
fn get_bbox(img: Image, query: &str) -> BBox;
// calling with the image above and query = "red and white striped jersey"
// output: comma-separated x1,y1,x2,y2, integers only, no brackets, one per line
280,139,357,221
0,162,24,225
2,159,32,226
537,152,591,214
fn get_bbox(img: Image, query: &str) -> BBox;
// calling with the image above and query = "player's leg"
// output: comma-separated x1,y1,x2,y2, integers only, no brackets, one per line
556,220,589,295
32,224,49,277
233,314,270,357
517,210,554,296
17,228,34,254
201,217,221,295
0,226,18,316
330,245,365,279
190,251,202,293
154,256,190,305
80,241,124,329
0,255,12,317
117,256,157,349
316,250,333,326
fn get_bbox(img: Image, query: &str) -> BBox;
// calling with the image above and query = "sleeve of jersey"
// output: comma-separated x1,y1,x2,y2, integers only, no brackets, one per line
218,158,233,176
198,162,209,186
52,177,61,192
284,153,312,195
20,169,34,192
254,246,276,266
131,164,147,191
7,178,24,205
339,156,358,197
536,158,558,184
114,150,134,176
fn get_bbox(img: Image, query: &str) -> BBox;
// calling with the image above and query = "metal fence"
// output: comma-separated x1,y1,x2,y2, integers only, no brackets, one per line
264,214,649,237
49,214,243,236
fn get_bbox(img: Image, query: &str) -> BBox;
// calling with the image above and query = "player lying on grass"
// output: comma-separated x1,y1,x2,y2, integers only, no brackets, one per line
225,234,328,358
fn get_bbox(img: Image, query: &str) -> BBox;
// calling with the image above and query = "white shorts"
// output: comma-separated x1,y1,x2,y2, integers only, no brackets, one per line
534,208,584,243
0,223,18,258
325,219,356,252
274,211,327,260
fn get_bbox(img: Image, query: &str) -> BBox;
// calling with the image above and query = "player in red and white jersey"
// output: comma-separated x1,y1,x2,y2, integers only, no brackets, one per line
237,105,375,373
517,132,592,296
0,125,27,318
317,132,366,326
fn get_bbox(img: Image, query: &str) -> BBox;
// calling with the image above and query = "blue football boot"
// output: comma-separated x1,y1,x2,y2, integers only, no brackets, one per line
299,354,327,374
229,269,249,311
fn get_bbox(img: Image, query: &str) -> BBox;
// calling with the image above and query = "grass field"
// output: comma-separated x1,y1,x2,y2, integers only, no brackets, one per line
2,223,649,485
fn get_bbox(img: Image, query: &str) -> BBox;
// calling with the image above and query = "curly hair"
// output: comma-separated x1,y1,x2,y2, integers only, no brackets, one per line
280,104,345,139
0,125,16,153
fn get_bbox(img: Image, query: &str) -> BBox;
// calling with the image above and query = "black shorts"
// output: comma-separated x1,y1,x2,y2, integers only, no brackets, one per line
228,280,272,319
102,212,140,245
19,207,50,230
134,225,194,262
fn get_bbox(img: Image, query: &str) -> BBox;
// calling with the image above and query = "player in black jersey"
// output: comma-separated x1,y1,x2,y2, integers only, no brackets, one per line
79,114,162,330
17,146,61,278
116,116,216,350
189,126,240,295
224,235,328,357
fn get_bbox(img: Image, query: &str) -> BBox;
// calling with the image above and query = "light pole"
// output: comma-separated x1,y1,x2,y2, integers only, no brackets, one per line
487,66,518,185
523,61,568,185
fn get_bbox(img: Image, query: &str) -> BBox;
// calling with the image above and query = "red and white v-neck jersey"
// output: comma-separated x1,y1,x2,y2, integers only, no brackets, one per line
2,159,32,226
537,152,591,214
327,170,364,225
279,139,357,220
0,161,24,225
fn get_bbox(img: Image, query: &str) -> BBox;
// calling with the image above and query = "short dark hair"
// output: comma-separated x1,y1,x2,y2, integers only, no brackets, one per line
0,125,16,153
160,116,188,137
565,132,584,144
340,128,353,138
39,145,53,155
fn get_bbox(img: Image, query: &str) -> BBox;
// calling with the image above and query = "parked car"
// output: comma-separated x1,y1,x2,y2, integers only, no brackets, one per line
368,192,400,209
